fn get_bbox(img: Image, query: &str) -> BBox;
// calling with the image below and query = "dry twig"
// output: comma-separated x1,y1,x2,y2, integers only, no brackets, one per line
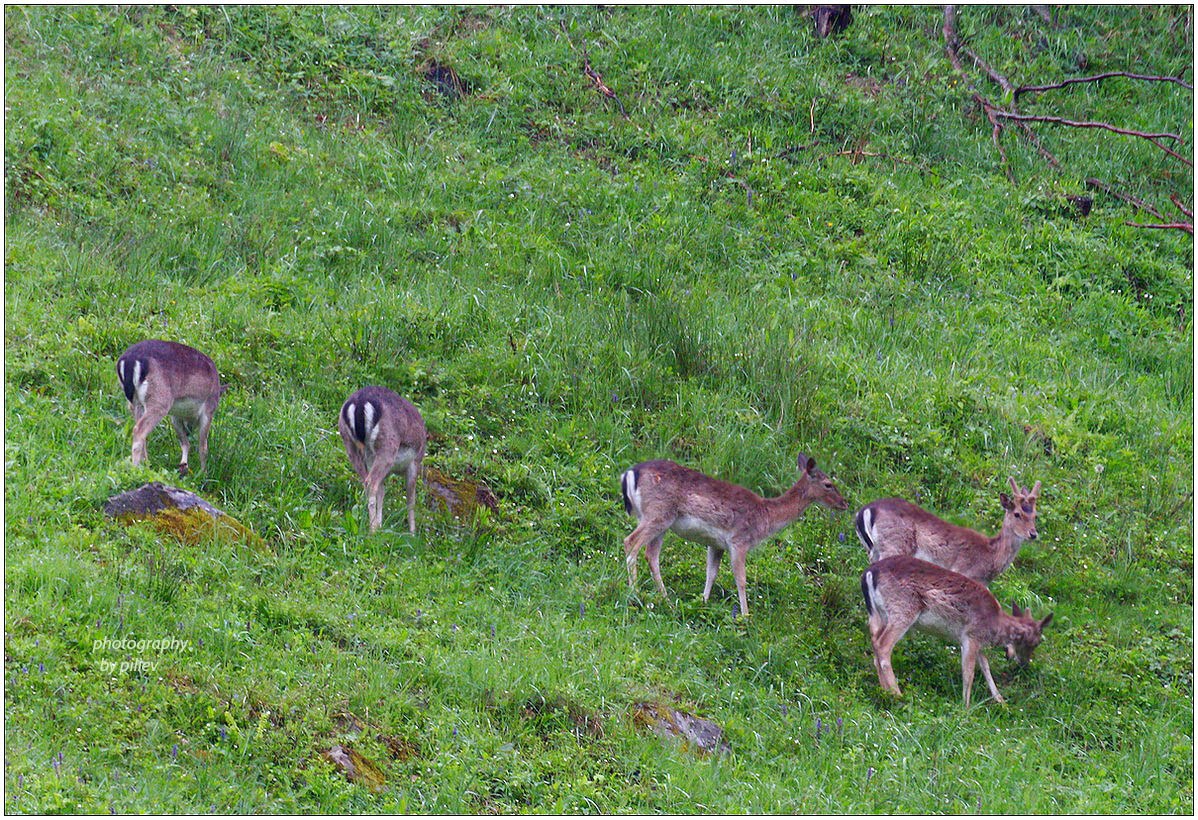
583,56,628,118
558,20,628,118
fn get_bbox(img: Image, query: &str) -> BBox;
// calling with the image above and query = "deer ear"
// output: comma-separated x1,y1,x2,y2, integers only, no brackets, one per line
1000,492,1014,511
797,454,814,473
1011,602,1023,617
1039,612,1053,629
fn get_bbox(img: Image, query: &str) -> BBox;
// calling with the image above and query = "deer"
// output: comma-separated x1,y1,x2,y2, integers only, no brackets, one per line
861,555,1052,708
620,453,848,618
116,340,225,476
339,386,427,534
854,478,1041,584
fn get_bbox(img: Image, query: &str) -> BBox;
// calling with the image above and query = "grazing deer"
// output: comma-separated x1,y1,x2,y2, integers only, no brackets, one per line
116,340,225,475
854,478,1041,584
620,454,848,618
339,386,427,534
861,555,1052,707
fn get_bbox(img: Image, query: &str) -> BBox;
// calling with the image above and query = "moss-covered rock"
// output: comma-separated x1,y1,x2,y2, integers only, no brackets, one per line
103,482,267,550
322,744,386,793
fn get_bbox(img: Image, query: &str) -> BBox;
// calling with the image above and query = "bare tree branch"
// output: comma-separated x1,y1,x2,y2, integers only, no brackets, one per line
559,20,628,119
942,6,968,78
1016,72,1194,100
1124,221,1194,235
989,111,1192,166
1085,177,1167,220
941,6,1189,221
1170,194,1195,219
961,44,1015,95
583,56,628,118
944,6,1059,172
988,112,1182,143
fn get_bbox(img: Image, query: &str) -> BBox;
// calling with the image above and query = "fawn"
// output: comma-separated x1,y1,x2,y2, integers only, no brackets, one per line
621,454,848,618
855,478,1040,583
862,555,1052,707
117,340,225,475
339,386,427,533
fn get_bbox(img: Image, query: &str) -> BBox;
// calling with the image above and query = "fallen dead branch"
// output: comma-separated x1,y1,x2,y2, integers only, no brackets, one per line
1015,72,1194,100
1124,221,1195,235
1085,178,1166,220
988,111,1191,167
1169,194,1194,219
941,5,1192,233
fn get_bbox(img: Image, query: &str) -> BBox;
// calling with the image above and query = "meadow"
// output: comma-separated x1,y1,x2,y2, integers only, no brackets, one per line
3,5,1193,813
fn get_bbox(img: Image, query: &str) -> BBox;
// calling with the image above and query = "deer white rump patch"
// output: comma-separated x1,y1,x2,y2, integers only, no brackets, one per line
859,507,878,545
864,569,883,613
363,401,380,448
622,469,642,517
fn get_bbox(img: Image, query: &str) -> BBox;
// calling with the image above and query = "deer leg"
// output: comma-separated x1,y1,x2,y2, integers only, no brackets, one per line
623,528,643,588
871,621,909,696
195,401,217,474
404,456,421,534
130,403,170,467
623,524,655,588
867,612,887,685
365,462,391,533
730,547,750,618
960,637,980,708
976,649,1004,705
702,545,724,602
644,535,667,597
169,415,192,475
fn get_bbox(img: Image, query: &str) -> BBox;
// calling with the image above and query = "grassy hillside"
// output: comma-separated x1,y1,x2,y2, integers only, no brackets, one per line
4,5,1193,813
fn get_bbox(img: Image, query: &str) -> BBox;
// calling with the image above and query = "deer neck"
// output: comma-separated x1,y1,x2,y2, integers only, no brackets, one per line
988,522,1025,573
760,483,813,537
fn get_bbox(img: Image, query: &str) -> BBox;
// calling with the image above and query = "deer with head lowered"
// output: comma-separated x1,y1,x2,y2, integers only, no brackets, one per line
862,555,1052,707
116,340,226,475
339,386,427,534
855,478,1041,584
620,454,848,618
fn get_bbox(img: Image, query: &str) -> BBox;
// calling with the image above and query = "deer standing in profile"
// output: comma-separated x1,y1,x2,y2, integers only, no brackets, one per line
861,555,1053,707
620,454,848,618
116,340,225,475
854,478,1041,584
339,386,427,534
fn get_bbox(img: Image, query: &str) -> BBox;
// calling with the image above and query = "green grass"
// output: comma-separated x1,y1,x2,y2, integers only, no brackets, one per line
4,5,1193,814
